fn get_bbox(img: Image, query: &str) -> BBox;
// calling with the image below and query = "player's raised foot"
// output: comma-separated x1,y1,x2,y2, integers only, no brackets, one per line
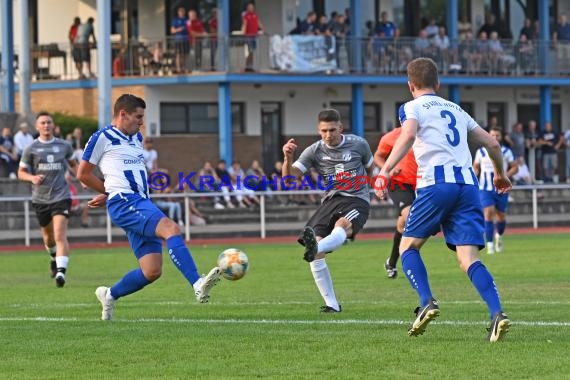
486,242,495,255
487,311,511,342
408,298,440,337
95,286,115,321
50,260,57,278
301,226,318,262
384,259,398,279
55,272,65,288
194,267,221,303
320,305,342,313
494,233,503,253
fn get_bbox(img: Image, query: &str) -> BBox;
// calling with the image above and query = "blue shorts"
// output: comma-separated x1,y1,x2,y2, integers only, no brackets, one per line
404,183,484,251
246,37,257,51
107,193,165,259
479,190,509,213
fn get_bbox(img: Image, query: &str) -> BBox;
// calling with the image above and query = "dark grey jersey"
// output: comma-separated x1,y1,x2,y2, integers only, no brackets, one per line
20,138,74,204
293,134,374,203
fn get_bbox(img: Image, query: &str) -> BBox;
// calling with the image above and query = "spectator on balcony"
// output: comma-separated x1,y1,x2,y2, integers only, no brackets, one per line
316,15,329,35
149,42,164,74
14,122,34,160
553,14,570,68
298,11,318,35
208,8,218,71
460,30,481,74
112,49,126,77
424,18,439,40
0,127,18,179
519,18,535,41
415,29,436,61
74,17,96,79
187,10,208,71
478,14,500,39
170,6,189,74
329,13,349,71
539,122,564,183
374,11,396,38
488,31,515,74
476,31,490,74
433,26,451,70
388,28,412,73
564,128,570,183
505,122,526,159
515,33,536,74
68,17,82,77
241,2,264,72
458,16,472,40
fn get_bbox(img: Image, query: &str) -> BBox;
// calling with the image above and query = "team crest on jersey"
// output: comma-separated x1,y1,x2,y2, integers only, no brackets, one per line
342,152,352,161
53,146,60,153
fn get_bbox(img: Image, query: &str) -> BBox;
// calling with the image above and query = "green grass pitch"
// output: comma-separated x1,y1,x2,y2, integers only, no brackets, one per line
1,234,569,379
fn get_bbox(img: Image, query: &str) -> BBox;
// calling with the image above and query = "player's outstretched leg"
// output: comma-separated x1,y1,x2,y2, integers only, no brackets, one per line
385,230,402,279
166,235,221,303
408,298,440,336
300,226,318,262
310,258,341,313
95,286,115,321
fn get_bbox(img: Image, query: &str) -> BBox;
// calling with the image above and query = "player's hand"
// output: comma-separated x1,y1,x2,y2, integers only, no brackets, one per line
389,167,401,177
374,171,390,200
87,193,108,208
493,175,512,194
31,175,45,185
282,138,297,160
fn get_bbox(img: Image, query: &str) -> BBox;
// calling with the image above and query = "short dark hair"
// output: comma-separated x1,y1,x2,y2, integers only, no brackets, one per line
318,109,341,123
36,111,52,120
490,127,503,134
113,94,146,116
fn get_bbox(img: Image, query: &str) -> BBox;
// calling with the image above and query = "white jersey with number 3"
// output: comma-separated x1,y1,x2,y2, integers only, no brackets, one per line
400,94,479,189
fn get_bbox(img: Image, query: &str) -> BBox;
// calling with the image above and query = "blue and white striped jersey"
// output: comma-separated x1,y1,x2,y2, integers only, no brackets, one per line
400,94,479,189
82,125,148,199
474,145,515,191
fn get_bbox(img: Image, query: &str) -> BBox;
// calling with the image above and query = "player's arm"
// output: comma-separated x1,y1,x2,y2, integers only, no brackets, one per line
282,138,303,179
506,159,518,178
468,126,512,193
77,160,108,208
17,147,44,185
473,150,482,176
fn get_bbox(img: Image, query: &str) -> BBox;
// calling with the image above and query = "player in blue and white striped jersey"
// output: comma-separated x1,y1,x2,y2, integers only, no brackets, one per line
473,127,518,254
375,58,512,342
77,94,220,321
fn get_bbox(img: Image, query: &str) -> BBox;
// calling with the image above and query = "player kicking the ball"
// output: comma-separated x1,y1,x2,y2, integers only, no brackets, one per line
77,94,220,321
376,58,511,342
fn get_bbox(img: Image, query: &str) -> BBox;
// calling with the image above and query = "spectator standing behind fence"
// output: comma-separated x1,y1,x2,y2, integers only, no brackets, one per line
519,18,535,41
14,122,34,160
74,17,96,79
564,128,570,183
553,14,570,68
525,120,540,181
538,122,564,183
187,10,208,71
170,7,189,74
0,127,18,179
241,2,264,72
505,122,526,159
69,17,82,78
142,138,158,173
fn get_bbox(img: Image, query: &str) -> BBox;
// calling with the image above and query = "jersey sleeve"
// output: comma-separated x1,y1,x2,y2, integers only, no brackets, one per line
82,132,106,165
293,144,315,174
401,101,417,122
19,145,32,169
504,148,515,165
360,139,374,168
464,111,478,131
473,148,482,164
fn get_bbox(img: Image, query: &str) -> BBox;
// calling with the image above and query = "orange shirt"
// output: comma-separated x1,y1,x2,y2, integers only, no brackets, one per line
376,128,418,188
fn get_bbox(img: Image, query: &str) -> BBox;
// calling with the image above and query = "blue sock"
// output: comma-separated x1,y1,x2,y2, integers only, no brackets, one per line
110,268,151,299
401,248,433,307
485,221,494,242
166,235,200,285
467,261,502,319
497,221,506,235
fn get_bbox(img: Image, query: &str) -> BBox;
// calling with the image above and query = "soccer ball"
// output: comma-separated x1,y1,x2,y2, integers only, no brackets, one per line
217,248,249,281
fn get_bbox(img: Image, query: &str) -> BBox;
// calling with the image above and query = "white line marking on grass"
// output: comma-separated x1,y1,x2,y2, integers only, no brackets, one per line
0,317,569,327
7,299,570,309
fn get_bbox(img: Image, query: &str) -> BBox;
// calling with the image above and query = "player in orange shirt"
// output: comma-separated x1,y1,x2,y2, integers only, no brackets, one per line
374,114,418,279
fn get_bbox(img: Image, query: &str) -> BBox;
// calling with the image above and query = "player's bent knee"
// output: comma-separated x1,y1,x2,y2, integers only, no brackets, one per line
156,217,181,239
142,267,162,282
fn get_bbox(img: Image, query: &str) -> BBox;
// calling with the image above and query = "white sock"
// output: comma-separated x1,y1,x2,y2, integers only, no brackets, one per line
310,258,339,310
317,227,347,254
55,256,69,269
106,288,115,302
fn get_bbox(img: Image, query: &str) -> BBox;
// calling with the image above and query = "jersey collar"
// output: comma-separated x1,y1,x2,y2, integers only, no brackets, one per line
324,134,345,149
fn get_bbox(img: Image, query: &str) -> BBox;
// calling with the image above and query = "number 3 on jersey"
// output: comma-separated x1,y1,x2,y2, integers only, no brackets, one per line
441,110,459,146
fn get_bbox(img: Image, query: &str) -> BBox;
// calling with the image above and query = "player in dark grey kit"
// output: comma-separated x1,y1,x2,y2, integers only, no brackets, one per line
282,109,374,313
18,112,77,287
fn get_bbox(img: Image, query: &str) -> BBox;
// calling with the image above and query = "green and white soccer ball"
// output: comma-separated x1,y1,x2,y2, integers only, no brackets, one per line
217,248,249,281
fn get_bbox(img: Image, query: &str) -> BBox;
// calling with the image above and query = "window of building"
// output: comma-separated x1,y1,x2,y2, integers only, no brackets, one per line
330,102,382,132
160,102,245,134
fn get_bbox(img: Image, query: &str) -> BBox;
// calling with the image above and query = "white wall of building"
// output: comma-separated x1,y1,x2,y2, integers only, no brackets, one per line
138,1,165,40
144,83,568,137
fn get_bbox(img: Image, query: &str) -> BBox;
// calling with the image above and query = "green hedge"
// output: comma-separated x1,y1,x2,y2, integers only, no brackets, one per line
52,112,99,145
